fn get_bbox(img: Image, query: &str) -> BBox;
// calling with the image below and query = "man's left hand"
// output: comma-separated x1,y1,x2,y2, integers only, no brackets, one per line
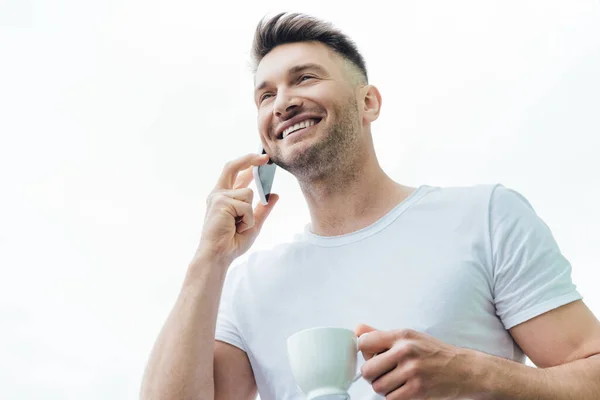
356,324,482,399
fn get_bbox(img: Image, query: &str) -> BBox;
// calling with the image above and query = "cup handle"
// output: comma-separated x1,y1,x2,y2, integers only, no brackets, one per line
353,350,379,383
352,346,366,383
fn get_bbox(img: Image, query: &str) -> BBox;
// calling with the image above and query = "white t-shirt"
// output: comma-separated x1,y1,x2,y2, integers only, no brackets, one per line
215,184,581,400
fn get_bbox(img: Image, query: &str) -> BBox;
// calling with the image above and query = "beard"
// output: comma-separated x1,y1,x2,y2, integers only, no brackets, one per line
269,95,362,183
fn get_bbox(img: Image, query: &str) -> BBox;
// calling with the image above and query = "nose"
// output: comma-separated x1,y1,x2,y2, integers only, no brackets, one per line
273,92,303,119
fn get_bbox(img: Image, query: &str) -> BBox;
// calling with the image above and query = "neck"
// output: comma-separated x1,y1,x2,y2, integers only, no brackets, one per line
298,150,414,237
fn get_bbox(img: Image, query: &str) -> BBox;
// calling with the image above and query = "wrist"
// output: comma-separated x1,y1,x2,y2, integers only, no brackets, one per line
192,245,233,270
461,349,499,400
465,349,551,400
186,247,232,281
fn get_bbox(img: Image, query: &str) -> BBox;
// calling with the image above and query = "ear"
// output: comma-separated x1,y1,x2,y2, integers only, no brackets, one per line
360,85,382,125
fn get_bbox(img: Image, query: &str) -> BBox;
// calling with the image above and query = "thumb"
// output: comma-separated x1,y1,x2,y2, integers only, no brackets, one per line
355,323,378,338
355,324,379,361
252,193,279,231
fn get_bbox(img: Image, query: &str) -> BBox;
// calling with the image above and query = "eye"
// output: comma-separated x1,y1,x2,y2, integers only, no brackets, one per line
299,74,315,83
259,93,274,103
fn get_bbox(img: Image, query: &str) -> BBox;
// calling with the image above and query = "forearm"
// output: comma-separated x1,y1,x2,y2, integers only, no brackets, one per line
472,351,600,399
140,252,230,400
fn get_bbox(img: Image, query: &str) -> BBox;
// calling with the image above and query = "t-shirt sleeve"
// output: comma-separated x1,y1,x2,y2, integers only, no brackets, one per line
214,262,247,351
489,185,582,329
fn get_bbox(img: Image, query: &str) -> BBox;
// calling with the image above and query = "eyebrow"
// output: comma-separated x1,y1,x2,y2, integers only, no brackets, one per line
255,63,328,93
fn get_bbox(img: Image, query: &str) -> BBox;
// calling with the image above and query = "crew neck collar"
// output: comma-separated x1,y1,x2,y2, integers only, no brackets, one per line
301,185,434,247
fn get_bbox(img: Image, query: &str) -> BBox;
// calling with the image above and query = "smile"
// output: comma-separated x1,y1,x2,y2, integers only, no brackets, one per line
280,118,321,140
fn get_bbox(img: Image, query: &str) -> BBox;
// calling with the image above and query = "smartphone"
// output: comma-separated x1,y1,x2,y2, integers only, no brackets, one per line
253,144,276,205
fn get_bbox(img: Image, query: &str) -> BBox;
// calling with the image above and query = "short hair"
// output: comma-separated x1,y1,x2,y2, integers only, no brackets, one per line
251,12,368,84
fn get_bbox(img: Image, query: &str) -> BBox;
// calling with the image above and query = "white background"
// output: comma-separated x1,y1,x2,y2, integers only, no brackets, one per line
1,1,599,399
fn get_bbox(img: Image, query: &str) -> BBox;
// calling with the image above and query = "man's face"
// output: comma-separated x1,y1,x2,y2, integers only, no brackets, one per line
254,41,363,179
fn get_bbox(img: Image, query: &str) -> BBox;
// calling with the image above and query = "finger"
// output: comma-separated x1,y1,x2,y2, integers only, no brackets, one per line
361,343,413,383
355,324,379,360
370,364,410,398
385,373,421,400
226,199,254,233
355,324,378,338
249,193,279,233
222,188,254,204
233,166,255,189
358,330,398,355
216,153,269,190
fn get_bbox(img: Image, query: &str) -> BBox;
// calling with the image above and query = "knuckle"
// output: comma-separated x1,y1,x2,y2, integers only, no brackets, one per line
371,378,387,395
211,192,226,205
399,329,415,338
411,377,424,396
206,192,218,206
223,160,234,171
240,187,254,201
403,342,418,357
208,193,236,212
242,200,253,212
360,364,373,382
389,344,403,359
371,383,383,395
404,360,421,378
388,341,417,362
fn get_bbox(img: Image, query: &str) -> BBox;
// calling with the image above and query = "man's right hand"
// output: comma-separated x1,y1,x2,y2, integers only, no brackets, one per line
195,153,279,266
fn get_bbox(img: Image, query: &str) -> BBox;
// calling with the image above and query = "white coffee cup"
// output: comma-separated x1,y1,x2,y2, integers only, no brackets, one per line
287,327,363,400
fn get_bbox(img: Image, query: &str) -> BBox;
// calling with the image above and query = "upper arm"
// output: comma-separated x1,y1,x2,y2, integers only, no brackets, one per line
509,300,600,368
214,340,257,400
486,187,600,367
489,186,581,330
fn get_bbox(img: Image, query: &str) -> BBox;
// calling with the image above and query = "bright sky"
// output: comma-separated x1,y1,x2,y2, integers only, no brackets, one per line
1,1,600,399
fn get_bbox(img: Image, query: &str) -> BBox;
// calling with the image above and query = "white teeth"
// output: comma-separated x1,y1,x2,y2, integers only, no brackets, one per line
282,119,317,139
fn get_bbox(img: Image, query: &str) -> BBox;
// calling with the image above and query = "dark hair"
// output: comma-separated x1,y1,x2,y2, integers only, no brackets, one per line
251,12,368,83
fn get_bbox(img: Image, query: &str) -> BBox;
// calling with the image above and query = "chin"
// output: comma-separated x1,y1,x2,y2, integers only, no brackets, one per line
279,139,316,162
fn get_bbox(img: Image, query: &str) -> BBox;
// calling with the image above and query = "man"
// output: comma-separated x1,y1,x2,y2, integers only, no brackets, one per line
140,12,600,400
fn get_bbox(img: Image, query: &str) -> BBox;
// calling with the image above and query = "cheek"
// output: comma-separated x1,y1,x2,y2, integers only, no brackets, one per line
257,109,271,135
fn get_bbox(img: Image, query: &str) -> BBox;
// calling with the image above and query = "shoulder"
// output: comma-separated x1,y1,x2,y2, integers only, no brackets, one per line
422,183,531,211
488,184,536,216
412,184,539,236
418,183,506,213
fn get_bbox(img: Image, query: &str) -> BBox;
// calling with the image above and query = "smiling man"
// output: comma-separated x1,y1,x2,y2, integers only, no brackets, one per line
140,12,600,400
254,42,367,187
